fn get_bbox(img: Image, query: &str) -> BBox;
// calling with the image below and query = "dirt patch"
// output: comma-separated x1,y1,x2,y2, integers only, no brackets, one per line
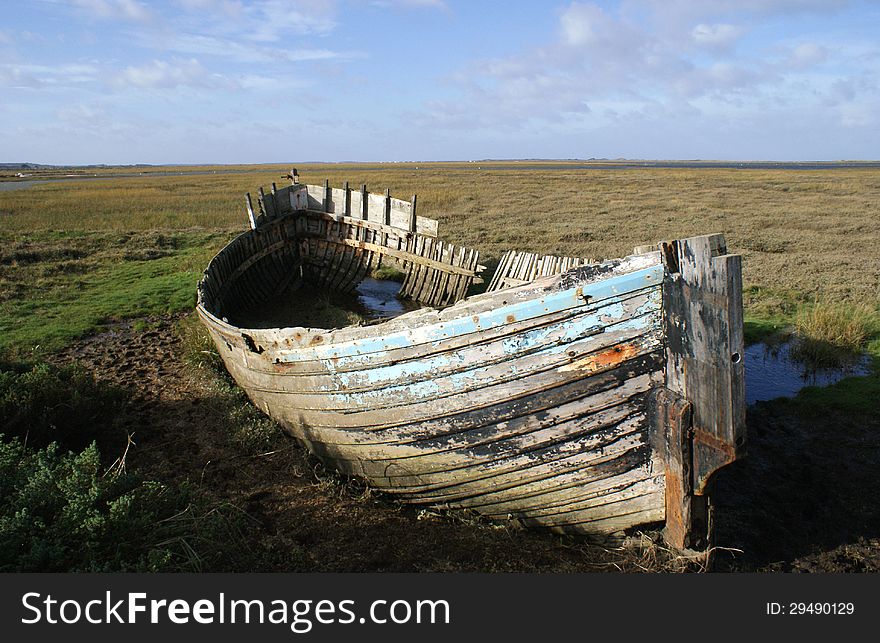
713,402,880,572
48,314,879,572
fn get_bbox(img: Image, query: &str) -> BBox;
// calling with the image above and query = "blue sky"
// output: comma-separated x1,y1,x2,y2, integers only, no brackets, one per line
1,0,878,164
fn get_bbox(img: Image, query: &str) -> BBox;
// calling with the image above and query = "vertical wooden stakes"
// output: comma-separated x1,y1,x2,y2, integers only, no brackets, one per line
245,193,257,229
409,194,418,233
360,184,368,220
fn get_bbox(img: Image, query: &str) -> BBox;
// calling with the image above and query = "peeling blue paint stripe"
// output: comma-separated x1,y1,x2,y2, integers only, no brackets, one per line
252,313,661,410
332,293,659,390
275,264,663,364
323,323,658,407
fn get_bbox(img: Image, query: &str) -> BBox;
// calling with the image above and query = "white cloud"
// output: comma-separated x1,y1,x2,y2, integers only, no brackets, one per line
160,32,349,63
838,102,877,128
172,0,338,41
71,0,153,23
559,2,638,50
175,0,245,14
0,63,99,89
410,0,874,143
117,58,215,89
113,57,308,92
787,42,827,68
56,103,104,122
370,0,447,9
691,23,743,49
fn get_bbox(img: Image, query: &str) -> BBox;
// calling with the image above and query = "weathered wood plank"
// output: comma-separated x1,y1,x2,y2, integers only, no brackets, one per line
662,234,745,496
245,193,257,229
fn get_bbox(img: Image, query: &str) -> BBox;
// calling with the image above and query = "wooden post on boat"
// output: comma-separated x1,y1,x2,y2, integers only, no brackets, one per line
409,194,418,234
322,179,331,212
658,233,745,551
245,193,257,229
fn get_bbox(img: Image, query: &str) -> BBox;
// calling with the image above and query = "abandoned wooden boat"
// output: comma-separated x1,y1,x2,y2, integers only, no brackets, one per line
196,178,745,548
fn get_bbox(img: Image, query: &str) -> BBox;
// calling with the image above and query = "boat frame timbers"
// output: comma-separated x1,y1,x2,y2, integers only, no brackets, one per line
198,179,745,552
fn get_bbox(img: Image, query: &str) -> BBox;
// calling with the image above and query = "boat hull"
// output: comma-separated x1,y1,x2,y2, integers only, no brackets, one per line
197,182,745,543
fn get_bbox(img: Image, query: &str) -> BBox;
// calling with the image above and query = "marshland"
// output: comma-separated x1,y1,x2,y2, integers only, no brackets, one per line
1,162,878,572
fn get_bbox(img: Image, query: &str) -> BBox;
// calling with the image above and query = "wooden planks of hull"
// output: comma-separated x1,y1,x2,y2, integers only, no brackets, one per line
196,183,746,540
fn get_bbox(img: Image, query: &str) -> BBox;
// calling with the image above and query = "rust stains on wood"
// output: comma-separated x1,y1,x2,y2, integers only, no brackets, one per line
559,342,640,373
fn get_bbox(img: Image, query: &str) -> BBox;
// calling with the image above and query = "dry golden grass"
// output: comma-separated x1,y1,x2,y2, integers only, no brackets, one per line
2,163,879,306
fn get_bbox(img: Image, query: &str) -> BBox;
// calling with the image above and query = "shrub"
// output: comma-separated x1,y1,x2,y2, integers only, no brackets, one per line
0,437,251,571
0,361,127,454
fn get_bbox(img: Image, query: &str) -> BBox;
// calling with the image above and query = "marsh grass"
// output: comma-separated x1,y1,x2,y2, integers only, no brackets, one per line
3,164,878,356
3,164,880,312
3,163,879,363
790,301,879,368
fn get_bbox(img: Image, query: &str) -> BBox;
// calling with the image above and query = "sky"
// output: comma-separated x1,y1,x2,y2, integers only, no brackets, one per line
1,0,878,164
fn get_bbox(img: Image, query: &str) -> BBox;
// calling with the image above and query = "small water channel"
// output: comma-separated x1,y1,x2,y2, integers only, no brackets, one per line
744,341,872,405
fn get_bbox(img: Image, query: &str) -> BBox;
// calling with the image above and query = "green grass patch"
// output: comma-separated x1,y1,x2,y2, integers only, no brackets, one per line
742,292,879,417
0,231,228,355
370,265,407,282
741,285,807,344
777,359,880,416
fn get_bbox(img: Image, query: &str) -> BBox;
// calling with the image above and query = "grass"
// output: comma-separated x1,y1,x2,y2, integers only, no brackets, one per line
370,265,407,282
790,301,878,368
1,162,877,387
3,164,880,351
784,362,880,415
0,230,227,356
2,164,880,306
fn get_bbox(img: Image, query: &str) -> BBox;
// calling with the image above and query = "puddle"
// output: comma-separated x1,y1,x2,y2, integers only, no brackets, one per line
744,341,872,405
355,277,419,319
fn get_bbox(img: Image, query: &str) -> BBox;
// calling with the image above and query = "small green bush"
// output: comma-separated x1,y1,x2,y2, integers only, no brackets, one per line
0,361,127,453
0,437,250,571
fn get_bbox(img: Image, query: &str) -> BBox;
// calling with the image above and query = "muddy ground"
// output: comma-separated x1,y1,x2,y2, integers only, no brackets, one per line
51,314,880,572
